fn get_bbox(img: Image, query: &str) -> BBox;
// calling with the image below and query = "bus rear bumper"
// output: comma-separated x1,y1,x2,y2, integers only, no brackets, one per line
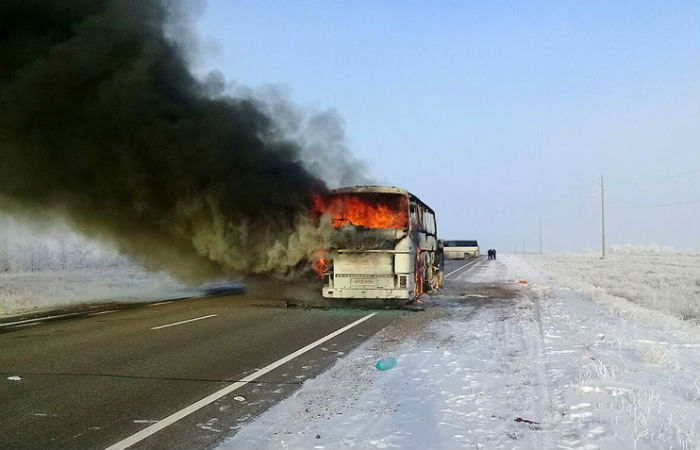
322,288,412,299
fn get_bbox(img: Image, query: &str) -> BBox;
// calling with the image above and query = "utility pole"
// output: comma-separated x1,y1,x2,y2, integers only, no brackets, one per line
539,219,542,255
601,174,606,259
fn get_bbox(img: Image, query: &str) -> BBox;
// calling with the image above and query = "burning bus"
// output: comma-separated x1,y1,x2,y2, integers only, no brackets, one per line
312,186,442,303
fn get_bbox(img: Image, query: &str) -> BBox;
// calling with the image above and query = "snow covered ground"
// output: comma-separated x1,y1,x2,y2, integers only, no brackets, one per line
218,253,700,450
0,266,185,318
0,215,186,317
515,246,700,324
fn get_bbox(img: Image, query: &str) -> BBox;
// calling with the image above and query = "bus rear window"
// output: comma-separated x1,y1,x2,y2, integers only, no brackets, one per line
324,193,408,229
445,240,478,247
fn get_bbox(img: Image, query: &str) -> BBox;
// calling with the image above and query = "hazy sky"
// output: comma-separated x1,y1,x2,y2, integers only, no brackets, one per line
192,1,699,252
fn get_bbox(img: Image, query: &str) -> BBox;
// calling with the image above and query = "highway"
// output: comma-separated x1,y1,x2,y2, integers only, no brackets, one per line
0,259,481,450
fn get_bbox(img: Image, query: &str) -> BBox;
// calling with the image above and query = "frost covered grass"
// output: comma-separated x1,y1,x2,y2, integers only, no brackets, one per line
514,246,700,323
635,341,668,366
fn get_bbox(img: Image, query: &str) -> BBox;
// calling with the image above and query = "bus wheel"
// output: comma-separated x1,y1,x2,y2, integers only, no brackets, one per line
430,268,443,291
407,290,417,304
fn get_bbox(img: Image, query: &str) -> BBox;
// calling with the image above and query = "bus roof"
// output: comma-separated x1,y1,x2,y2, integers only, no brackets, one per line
330,185,408,196
329,185,434,214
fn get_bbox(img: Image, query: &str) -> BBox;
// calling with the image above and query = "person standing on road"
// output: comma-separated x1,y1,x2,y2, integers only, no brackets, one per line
492,249,497,260
487,249,493,260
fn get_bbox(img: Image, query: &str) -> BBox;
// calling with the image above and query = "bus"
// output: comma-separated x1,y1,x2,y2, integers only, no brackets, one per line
442,240,479,259
313,186,442,302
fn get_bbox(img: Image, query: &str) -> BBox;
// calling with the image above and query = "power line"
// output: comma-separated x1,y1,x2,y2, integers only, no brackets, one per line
532,170,700,216
610,199,700,209
606,169,700,188
545,169,700,197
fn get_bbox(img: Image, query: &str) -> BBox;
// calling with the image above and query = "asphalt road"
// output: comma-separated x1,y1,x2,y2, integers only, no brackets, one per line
0,259,480,450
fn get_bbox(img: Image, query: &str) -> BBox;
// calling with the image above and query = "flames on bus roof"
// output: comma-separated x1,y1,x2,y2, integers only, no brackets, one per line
310,188,408,230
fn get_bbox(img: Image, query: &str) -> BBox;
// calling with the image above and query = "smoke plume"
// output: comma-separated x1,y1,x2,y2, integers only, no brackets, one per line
0,0,362,282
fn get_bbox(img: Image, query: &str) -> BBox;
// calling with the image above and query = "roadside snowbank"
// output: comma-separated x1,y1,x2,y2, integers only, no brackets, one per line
218,255,700,450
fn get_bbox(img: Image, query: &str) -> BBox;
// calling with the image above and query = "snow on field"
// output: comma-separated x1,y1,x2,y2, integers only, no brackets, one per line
0,215,185,317
218,254,700,450
0,266,185,318
512,246,700,327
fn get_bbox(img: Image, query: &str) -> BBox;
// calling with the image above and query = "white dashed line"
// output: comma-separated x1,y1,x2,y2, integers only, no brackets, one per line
11,322,40,329
148,301,173,307
105,312,377,450
445,258,481,278
0,312,81,328
150,314,218,330
89,310,118,316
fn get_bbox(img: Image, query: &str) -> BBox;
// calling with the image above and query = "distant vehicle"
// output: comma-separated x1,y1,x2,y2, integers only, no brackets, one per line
442,240,480,259
200,281,245,296
313,186,442,302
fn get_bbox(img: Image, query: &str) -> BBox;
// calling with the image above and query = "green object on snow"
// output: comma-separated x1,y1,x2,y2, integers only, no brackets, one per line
375,357,396,370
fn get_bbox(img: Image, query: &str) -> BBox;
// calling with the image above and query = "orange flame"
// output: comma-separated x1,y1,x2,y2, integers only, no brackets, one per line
414,247,423,297
310,192,407,229
310,249,328,278
310,192,325,218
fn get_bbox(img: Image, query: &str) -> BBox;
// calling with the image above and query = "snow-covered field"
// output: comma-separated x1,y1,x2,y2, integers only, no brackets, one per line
0,215,185,317
515,246,700,324
0,266,184,318
218,252,700,450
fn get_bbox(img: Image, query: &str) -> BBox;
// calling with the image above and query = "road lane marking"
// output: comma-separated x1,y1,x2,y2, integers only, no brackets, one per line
105,312,377,450
11,322,40,329
148,301,173,307
445,258,481,278
90,310,118,316
150,314,218,330
1,309,118,329
0,312,81,328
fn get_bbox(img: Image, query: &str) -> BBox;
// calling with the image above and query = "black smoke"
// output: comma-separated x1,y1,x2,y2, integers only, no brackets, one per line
0,0,340,281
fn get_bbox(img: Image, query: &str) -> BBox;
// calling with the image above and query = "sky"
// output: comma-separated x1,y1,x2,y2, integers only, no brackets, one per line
191,0,700,252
